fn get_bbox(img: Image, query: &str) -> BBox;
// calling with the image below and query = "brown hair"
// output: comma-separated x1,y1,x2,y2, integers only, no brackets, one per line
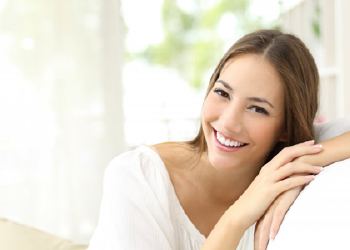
188,29,319,160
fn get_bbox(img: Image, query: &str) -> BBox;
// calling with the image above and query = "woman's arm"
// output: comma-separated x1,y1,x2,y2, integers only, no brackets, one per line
89,153,175,250
201,210,246,250
201,142,322,250
299,131,350,167
255,131,350,250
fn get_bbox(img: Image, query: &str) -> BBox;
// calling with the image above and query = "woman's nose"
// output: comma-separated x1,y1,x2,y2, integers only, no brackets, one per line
219,104,243,133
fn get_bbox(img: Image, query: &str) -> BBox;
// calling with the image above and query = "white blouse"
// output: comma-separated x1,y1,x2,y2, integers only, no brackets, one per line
88,145,255,250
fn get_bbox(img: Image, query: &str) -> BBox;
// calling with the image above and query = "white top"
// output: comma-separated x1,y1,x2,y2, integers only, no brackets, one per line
88,145,255,250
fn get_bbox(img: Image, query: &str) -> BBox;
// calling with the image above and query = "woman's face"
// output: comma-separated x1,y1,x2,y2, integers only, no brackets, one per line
202,53,286,171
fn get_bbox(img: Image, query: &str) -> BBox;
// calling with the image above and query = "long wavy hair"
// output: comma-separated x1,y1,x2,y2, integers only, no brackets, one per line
188,29,319,162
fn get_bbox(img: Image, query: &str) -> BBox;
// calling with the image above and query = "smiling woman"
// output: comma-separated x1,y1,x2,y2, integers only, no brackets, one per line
201,54,285,171
87,30,350,250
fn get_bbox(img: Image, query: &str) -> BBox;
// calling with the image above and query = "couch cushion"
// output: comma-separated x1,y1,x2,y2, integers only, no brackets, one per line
0,218,87,250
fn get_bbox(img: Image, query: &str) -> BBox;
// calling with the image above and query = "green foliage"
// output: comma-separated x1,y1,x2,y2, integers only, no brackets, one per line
311,2,321,40
130,0,272,89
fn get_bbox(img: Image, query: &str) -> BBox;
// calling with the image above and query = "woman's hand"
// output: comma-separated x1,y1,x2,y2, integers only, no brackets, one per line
228,141,323,231
254,186,302,250
254,147,323,250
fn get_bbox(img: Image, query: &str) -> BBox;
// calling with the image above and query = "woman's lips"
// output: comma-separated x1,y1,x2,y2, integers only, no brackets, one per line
213,129,248,152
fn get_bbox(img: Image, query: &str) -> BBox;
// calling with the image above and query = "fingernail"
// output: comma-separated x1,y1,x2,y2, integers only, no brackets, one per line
312,168,323,174
313,144,323,148
315,166,323,172
307,175,316,180
269,231,275,240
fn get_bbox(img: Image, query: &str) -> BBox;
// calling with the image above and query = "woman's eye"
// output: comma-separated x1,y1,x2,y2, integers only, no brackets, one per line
213,88,229,99
249,106,269,115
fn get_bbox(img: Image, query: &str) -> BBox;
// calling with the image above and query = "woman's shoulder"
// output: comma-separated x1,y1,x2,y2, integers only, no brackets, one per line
100,145,175,209
104,145,165,181
152,141,198,172
102,142,197,197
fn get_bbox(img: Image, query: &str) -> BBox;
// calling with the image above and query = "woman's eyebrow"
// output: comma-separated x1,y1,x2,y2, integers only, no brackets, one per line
248,97,274,108
217,79,274,108
217,79,233,91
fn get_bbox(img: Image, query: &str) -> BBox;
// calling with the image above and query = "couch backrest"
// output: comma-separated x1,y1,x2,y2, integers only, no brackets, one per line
0,218,87,250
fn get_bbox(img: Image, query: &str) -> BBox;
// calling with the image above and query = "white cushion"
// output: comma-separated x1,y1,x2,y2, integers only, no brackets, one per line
0,218,86,250
315,118,350,141
267,158,350,250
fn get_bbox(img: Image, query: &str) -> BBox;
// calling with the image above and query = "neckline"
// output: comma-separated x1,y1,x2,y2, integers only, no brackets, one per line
140,145,207,242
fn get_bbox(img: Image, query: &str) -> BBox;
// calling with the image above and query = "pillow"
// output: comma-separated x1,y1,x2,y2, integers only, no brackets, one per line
267,158,350,250
315,117,350,141
0,218,87,250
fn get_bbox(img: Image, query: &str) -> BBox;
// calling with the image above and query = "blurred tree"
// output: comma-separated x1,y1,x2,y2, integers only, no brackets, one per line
128,0,276,89
311,1,321,40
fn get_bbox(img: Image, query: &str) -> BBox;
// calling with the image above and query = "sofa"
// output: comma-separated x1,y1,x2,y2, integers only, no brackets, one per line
0,218,87,250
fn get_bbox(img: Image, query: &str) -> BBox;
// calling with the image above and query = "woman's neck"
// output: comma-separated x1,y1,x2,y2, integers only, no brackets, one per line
184,151,260,206
153,141,261,206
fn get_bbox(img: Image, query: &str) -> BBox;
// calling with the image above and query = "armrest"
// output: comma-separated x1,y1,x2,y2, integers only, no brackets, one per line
0,218,87,250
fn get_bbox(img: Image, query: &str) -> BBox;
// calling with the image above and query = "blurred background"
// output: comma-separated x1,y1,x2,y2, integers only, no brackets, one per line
0,0,349,245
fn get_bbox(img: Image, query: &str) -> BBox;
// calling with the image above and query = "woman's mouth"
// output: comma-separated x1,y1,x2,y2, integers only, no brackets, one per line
214,129,248,149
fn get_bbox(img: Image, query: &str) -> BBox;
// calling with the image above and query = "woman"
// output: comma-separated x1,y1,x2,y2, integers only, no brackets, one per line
88,30,350,250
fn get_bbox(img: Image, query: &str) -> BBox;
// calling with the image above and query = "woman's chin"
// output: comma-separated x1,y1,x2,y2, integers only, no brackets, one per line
207,154,241,171
207,150,263,173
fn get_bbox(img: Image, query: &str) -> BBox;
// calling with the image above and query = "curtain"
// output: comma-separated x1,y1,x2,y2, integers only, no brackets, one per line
0,0,124,244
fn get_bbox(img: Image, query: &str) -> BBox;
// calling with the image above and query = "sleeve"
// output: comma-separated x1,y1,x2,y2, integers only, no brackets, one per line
87,154,174,250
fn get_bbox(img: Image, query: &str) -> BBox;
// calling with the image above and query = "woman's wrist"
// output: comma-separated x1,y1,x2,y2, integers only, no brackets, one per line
296,132,350,167
225,202,251,232
202,207,246,250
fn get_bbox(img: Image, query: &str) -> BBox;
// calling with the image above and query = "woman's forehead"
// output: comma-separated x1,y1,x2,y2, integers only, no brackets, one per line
217,54,285,109
219,54,282,89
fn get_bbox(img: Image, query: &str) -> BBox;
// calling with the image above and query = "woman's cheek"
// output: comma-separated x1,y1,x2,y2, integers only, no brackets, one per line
252,121,284,148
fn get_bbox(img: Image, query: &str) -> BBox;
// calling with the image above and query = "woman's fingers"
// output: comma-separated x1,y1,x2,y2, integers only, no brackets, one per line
234,142,322,231
271,142,323,169
301,139,315,145
255,206,274,250
269,187,302,240
275,174,315,194
255,187,304,250
274,162,323,181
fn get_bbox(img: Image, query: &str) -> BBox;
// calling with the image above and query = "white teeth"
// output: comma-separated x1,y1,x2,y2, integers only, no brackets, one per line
216,131,245,148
